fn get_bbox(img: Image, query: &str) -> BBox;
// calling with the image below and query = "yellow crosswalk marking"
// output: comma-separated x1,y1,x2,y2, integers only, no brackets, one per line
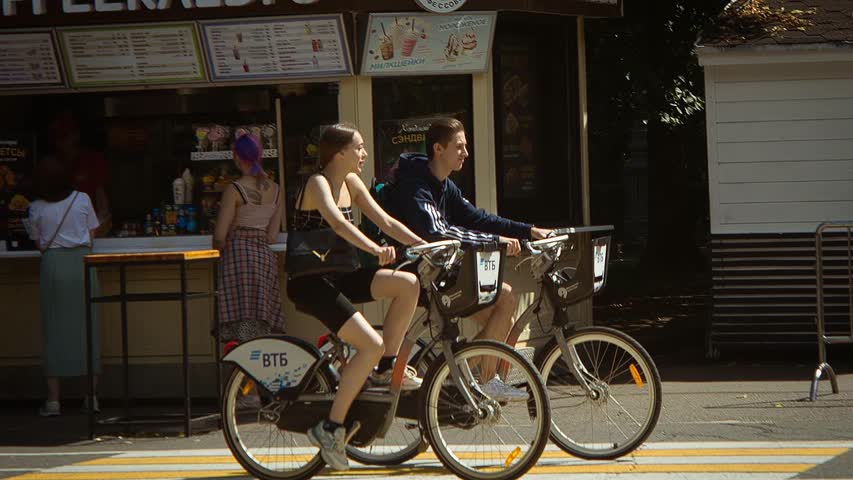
77,447,848,465
9,463,815,480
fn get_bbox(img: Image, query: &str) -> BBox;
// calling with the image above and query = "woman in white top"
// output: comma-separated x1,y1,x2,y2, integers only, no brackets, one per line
28,157,100,417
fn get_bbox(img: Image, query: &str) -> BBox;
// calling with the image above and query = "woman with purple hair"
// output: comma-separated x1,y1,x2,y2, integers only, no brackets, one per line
214,133,284,342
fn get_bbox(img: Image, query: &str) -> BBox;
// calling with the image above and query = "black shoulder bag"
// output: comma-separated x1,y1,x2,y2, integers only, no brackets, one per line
285,175,361,278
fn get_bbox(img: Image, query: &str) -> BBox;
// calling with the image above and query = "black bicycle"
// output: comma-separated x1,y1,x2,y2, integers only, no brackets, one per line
220,240,551,480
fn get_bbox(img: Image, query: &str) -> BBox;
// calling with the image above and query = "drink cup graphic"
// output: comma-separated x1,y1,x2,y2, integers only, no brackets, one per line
233,45,240,60
401,31,418,57
236,32,243,43
380,36,394,60
243,61,250,72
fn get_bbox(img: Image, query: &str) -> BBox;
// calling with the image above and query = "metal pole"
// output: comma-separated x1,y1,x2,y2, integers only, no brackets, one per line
181,261,191,436
85,263,95,440
120,264,129,433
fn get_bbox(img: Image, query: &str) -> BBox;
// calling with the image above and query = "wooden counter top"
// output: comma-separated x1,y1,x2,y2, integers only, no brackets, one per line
84,249,220,265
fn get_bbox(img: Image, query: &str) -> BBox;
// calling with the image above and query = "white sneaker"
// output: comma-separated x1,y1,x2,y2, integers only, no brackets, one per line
236,393,261,411
82,396,100,413
370,365,423,391
307,421,350,471
39,400,60,417
480,376,529,402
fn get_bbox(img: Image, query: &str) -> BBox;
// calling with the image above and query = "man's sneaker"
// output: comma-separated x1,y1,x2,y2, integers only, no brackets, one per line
370,365,423,391
82,396,100,413
307,421,349,471
480,376,529,402
39,400,60,417
236,393,261,411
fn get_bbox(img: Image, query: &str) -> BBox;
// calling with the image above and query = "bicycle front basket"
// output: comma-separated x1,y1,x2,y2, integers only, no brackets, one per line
433,243,506,319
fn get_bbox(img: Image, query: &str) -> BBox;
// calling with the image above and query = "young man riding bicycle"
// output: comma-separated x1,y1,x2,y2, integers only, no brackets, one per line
384,117,552,400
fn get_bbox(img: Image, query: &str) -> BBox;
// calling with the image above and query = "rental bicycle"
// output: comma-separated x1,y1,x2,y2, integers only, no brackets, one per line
354,226,662,463
511,226,662,459
220,240,551,480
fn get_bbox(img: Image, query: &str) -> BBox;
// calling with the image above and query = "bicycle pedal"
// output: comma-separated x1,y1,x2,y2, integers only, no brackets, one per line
346,421,361,443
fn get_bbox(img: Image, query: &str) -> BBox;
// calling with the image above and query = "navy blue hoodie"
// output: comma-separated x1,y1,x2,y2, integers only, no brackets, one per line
386,153,532,245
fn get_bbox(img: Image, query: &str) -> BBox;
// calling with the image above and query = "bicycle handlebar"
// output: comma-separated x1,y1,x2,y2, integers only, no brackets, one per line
522,234,570,255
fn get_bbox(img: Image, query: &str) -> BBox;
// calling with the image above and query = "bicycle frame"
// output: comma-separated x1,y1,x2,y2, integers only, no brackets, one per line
230,240,511,445
507,226,614,397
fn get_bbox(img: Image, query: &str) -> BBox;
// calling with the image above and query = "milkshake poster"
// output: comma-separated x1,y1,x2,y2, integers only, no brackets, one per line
361,12,496,76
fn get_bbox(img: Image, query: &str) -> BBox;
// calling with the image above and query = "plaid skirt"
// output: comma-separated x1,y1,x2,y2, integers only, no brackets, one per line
218,228,284,342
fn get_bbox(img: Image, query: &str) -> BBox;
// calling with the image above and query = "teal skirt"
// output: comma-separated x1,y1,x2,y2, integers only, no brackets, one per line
40,247,100,377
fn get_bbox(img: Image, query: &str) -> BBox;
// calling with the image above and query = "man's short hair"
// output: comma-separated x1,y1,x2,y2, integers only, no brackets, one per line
425,118,465,161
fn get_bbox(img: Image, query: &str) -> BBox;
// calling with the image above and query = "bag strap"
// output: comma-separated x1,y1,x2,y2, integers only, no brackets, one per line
231,181,249,205
295,173,335,211
40,191,80,253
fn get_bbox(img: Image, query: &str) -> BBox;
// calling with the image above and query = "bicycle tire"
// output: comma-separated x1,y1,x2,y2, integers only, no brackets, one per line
419,340,550,480
222,367,334,480
538,326,662,460
345,338,436,466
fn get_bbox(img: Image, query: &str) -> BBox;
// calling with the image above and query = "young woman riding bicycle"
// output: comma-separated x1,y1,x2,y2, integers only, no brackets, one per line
286,122,427,471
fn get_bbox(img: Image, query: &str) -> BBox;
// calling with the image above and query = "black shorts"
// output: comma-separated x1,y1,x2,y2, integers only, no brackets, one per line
287,267,379,333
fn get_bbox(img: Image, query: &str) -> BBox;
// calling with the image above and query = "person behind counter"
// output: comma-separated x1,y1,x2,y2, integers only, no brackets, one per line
27,156,101,417
49,111,111,236
214,133,284,342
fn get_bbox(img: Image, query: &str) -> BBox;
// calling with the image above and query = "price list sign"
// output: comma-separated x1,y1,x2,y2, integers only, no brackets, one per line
201,15,352,81
58,23,206,88
0,32,64,87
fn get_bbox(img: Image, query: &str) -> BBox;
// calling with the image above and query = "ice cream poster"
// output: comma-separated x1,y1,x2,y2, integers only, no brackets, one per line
362,12,496,75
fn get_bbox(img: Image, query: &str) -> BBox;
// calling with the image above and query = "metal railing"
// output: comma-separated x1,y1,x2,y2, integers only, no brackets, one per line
808,222,853,401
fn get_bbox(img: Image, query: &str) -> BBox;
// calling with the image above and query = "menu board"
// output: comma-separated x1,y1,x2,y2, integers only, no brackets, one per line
201,15,352,81
362,12,496,76
58,23,206,88
0,31,64,87
0,132,36,251
499,39,540,199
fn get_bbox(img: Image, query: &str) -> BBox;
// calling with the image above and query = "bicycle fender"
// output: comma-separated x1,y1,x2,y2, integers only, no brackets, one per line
222,335,321,393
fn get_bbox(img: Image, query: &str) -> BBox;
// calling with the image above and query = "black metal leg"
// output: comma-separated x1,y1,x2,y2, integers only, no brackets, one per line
213,261,222,402
181,261,191,437
120,264,129,436
85,264,95,440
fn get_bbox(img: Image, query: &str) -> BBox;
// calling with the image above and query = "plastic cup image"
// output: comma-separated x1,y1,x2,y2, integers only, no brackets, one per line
380,36,394,60
243,61,250,72
236,32,243,43
401,30,419,57
233,45,240,60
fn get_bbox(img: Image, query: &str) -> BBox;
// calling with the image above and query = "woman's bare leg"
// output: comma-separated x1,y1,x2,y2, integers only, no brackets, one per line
370,269,420,356
329,313,384,423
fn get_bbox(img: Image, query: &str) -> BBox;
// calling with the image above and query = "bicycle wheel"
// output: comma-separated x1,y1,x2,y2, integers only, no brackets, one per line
420,340,550,480
538,326,662,460
346,338,436,466
222,367,333,480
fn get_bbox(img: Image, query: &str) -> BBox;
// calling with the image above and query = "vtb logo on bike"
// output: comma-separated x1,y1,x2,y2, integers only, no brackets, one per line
251,350,288,367
479,257,497,271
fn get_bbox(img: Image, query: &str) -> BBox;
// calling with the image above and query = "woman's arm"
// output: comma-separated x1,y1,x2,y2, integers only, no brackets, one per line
347,174,423,246
267,184,284,244
213,185,239,251
304,175,383,255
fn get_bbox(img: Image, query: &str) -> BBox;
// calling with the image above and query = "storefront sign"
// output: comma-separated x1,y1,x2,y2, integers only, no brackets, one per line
0,31,64,87
362,12,495,76
58,22,206,87
375,114,454,182
414,0,467,14
1,0,281,17
200,14,351,81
